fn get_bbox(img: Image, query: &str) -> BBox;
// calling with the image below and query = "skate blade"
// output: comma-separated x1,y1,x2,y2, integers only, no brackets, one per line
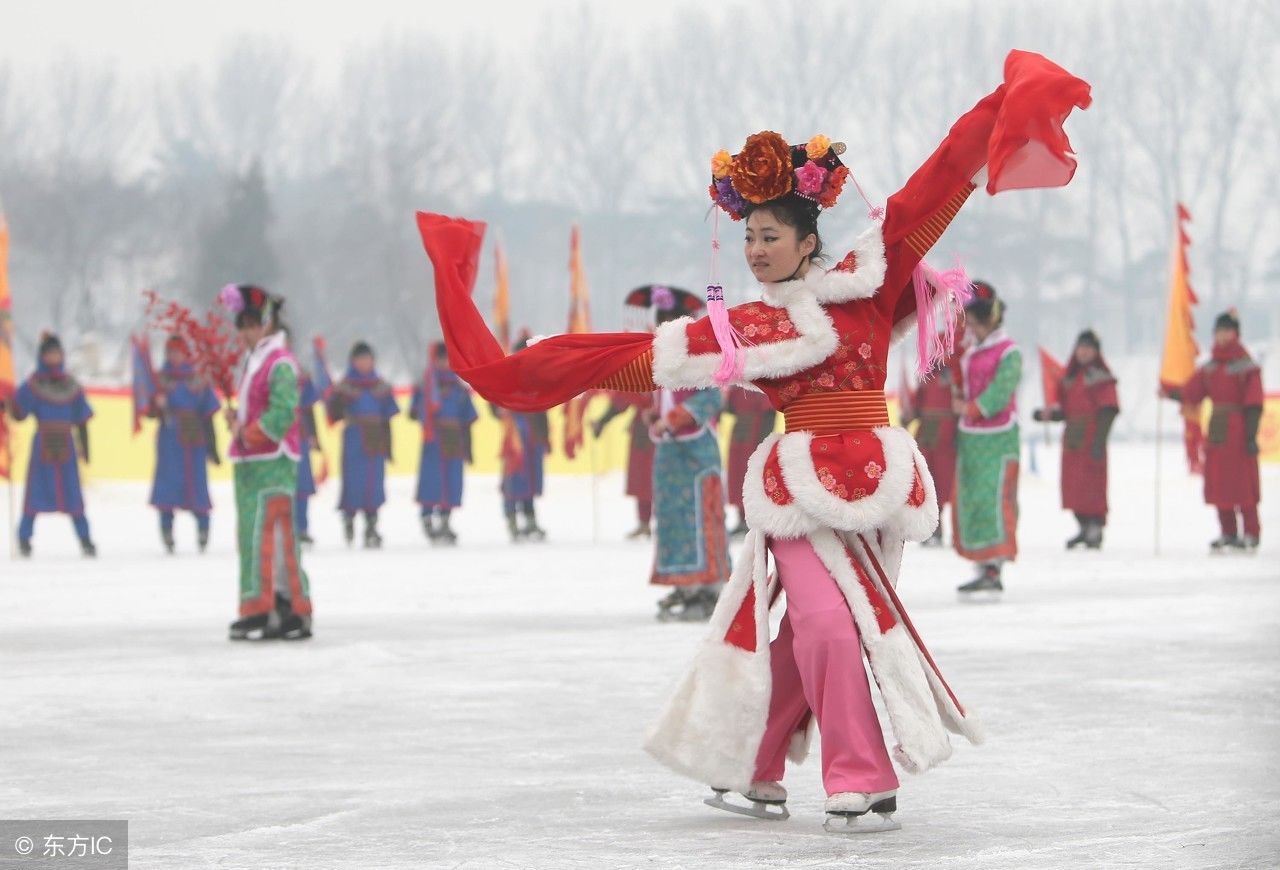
823,812,900,834
704,793,789,821
957,591,1002,604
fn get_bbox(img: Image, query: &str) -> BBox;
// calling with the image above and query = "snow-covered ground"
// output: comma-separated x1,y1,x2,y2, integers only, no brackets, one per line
2,443,1277,869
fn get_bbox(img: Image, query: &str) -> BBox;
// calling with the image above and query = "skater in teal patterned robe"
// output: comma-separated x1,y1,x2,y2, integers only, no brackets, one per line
646,286,730,622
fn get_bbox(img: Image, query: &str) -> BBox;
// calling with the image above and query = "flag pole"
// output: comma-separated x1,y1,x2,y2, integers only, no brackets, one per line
1154,397,1162,557
5,440,14,560
590,417,600,546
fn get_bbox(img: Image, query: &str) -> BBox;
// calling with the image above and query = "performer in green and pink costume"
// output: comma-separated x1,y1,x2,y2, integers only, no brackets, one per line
219,284,313,641
953,282,1022,597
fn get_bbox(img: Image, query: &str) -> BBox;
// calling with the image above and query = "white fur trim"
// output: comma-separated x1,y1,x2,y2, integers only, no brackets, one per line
787,719,815,765
644,531,772,792
894,443,941,543
846,534,985,747
741,433,820,538
651,294,837,390
760,225,887,308
645,526,980,787
806,529,955,774
741,428,940,542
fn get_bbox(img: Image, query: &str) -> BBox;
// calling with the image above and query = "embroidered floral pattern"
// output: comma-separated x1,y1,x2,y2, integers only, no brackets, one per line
763,445,794,505
864,460,884,480
907,466,927,507
817,466,850,499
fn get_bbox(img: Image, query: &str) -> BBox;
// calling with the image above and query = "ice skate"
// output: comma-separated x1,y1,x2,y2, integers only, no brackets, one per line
162,528,176,555
297,530,314,547
675,589,717,622
1209,535,1245,554
363,514,383,549
625,522,652,540
823,791,901,834
1241,534,1259,553
421,513,437,542
957,564,1003,601
521,520,547,542
704,782,789,821
197,527,210,554
228,613,271,641
1065,527,1087,550
433,512,458,546
18,539,32,558
1082,522,1104,550
920,526,944,548
80,538,97,558
654,589,685,622
342,514,355,547
505,513,522,543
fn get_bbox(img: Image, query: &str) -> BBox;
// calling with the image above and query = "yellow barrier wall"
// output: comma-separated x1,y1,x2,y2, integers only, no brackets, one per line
3,389,909,482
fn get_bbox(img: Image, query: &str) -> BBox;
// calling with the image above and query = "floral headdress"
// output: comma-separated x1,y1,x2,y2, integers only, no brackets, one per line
709,132,851,221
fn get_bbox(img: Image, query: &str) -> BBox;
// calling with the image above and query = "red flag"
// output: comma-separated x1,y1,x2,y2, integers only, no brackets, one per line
1038,346,1065,409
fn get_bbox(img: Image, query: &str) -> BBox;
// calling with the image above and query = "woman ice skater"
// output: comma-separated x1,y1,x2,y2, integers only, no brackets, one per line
417,50,1090,834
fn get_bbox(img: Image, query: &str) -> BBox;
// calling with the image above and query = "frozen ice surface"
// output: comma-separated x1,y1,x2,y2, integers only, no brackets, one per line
1,443,1277,869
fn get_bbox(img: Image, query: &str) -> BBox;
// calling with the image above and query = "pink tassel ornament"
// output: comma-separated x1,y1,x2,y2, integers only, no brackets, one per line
911,259,974,377
705,208,746,384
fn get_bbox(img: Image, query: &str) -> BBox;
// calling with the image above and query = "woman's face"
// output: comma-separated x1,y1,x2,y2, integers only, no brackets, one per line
1073,344,1097,366
353,353,375,375
237,322,266,351
744,209,815,284
967,318,995,342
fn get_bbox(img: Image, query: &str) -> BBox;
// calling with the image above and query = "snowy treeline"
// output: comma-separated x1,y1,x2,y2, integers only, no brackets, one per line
0,0,1276,384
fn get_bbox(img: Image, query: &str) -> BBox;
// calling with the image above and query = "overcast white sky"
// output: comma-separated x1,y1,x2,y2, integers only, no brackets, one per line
0,0,701,73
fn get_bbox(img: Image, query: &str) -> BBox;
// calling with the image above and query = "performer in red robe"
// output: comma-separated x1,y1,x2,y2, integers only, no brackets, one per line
593,392,655,538
1032,330,1119,550
1181,310,1264,553
724,387,777,536
901,348,960,547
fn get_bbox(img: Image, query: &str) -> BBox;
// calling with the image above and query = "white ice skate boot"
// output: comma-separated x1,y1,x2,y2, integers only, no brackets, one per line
704,781,789,821
823,790,900,834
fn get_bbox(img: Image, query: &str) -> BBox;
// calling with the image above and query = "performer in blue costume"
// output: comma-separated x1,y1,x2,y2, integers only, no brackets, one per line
494,332,548,543
148,335,221,553
295,368,322,545
408,341,478,545
13,333,96,557
326,341,399,548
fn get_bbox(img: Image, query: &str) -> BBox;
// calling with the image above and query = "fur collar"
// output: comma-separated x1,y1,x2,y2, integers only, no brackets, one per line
759,224,885,309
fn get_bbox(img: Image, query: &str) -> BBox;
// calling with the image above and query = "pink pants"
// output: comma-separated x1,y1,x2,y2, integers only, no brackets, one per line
752,536,899,795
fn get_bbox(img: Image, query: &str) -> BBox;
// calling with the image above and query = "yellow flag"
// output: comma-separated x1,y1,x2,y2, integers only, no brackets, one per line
1158,204,1198,395
1260,394,1280,465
